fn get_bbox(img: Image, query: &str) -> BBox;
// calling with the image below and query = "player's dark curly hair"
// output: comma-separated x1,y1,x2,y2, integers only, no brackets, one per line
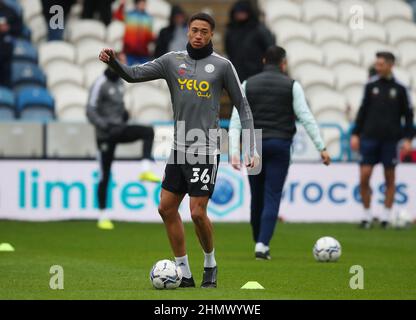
188,12,216,30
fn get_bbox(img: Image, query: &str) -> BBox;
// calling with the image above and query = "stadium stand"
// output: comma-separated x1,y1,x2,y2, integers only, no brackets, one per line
0,0,413,161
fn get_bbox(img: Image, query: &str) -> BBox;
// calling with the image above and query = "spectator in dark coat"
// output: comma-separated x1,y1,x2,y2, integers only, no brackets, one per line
154,5,187,58
0,0,23,87
82,0,114,26
225,0,275,82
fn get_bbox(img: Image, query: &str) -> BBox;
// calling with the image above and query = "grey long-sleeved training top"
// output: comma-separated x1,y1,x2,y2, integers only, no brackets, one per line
107,50,256,156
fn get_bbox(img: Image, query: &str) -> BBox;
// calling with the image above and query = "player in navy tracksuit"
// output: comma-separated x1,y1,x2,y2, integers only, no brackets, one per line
351,52,414,229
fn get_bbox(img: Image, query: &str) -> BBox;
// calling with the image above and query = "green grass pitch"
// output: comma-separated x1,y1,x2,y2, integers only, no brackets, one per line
0,221,415,300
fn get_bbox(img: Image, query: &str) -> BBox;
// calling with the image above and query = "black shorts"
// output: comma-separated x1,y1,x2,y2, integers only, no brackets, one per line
161,150,220,197
360,138,398,168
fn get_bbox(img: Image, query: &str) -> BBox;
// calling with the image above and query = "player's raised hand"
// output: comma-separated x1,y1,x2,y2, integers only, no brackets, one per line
99,48,116,63
321,150,331,166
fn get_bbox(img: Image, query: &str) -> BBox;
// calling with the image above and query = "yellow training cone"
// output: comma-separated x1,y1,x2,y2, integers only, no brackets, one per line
0,243,15,252
241,281,264,289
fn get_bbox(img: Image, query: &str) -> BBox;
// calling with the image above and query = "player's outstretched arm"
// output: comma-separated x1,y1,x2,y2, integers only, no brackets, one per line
99,48,166,83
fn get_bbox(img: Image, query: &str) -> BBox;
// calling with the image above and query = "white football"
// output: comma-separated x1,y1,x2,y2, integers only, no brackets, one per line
390,210,413,229
150,259,182,289
313,236,342,262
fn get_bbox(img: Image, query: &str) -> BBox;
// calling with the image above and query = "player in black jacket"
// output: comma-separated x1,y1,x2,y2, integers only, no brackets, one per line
351,52,414,229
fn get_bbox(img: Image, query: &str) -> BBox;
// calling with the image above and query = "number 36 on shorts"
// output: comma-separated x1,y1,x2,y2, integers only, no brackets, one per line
190,168,211,184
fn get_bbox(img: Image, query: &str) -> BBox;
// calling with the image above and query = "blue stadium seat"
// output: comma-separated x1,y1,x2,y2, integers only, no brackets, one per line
16,86,55,121
0,86,16,120
11,62,46,91
13,39,38,63
20,24,32,41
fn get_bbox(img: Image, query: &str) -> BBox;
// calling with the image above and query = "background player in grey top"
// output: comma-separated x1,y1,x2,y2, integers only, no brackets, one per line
87,51,159,231
99,12,258,288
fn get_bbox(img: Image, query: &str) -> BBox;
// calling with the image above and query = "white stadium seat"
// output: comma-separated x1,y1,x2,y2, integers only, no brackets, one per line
27,14,47,44
124,91,135,113
292,65,336,97
333,64,368,91
263,0,302,25
66,19,106,45
409,65,416,78
397,42,416,68
308,89,348,116
385,20,416,46
46,123,96,158
54,86,88,122
19,0,42,25
286,41,324,71
76,40,108,67
323,42,361,68
394,68,412,88
411,72,416,92
411,90,416,108
350,20,387,45
128,84,171,112
271,20,313,46
46,62,84,92
106,20,125,48
312,20,350,45
152,16,169,36
147,0,171,20
39,41,76,68
68,2,83,19
302,0,339,23
0,122,43,157
338,0,377,23
374,0,413,24
84,62,106,89
344,85,365,119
